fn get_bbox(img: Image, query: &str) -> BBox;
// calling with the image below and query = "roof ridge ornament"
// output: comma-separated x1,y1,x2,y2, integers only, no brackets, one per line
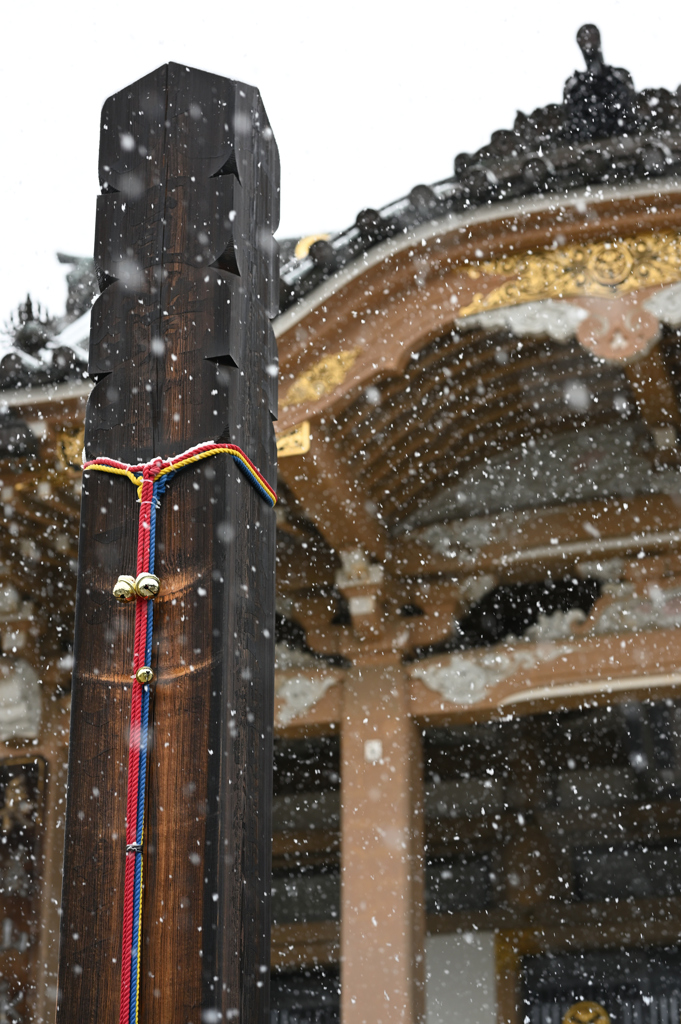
563,23,638,140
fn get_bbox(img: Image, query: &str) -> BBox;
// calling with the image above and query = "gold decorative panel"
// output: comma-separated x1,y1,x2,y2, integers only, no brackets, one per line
284,348,360,407
56,427,85,470
294,233,330,259
562,1003,610,1024
276,421,311,458
458,231,681,318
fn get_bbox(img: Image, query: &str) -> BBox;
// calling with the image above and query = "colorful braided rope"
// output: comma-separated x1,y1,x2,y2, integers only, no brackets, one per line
82,442,276,1024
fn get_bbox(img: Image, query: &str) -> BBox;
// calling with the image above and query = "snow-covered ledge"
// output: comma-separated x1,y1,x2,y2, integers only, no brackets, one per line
0,658,41,740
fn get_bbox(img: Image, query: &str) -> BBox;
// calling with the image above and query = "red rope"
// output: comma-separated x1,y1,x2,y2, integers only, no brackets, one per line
119,861,135,1024
136,467,156,576
120,465,157,1023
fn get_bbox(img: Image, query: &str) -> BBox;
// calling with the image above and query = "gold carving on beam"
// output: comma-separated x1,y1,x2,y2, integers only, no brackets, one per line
56,427,85,470
562,1004,610,1024
294,233,330,259
276,421,311,458
458,231,681,318
284,349,360,407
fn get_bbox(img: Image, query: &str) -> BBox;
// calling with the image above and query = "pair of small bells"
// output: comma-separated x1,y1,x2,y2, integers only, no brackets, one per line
113,572,161,602
113,576,159,685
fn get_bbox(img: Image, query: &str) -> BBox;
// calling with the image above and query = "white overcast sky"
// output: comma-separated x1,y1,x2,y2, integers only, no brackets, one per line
2,0,681,326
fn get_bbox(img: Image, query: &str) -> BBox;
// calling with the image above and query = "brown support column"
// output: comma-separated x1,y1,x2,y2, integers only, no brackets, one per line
340,656,425,1024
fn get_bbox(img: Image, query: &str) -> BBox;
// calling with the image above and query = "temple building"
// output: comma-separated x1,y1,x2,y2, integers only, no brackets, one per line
5,22,681,1024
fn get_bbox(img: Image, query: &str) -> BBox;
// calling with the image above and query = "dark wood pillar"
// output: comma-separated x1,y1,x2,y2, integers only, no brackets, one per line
56,64,279,1024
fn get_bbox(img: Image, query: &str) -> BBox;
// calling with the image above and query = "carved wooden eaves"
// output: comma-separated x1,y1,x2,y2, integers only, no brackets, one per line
275,186,681,562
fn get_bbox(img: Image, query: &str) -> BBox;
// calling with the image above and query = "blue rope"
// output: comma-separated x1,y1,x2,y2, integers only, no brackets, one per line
240,468,274,504
151,453,274,509
148,476,162,575
128,478,161,1023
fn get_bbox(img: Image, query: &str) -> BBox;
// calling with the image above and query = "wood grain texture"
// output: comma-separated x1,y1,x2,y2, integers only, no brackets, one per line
57,63,279,1024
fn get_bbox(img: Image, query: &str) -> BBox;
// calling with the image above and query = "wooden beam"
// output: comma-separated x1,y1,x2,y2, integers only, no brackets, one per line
270,921,340,969
278,432,387,559
57,64,279,1024
275,189,681,435
272,829,340,863
409,626,681,725
275,676,343,737
430,892,681,945
391,493,681,580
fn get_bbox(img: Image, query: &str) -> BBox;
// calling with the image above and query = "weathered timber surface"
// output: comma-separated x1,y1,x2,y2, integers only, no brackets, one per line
57,64,279,1024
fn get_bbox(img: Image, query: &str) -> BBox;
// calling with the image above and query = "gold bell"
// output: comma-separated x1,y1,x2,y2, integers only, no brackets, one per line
113,575,137,602
136,666,155,685
135,573,161,599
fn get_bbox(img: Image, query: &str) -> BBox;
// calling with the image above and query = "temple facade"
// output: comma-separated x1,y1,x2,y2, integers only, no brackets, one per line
4,23,681,1024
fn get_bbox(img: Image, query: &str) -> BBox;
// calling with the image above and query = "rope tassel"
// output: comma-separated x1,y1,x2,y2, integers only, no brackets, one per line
82,442,276,1024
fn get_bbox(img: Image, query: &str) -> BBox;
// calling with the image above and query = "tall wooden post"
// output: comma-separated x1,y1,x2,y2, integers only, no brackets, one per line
56,64,279,1024
340,661,426,1024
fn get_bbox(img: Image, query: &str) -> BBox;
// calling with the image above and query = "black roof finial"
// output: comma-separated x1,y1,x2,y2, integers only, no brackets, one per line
564,23,637,139
576,23,603,72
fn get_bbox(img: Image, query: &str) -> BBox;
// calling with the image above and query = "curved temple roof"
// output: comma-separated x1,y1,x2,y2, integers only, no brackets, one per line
266,24,681,685
3,23,681,394
280,24,681,312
